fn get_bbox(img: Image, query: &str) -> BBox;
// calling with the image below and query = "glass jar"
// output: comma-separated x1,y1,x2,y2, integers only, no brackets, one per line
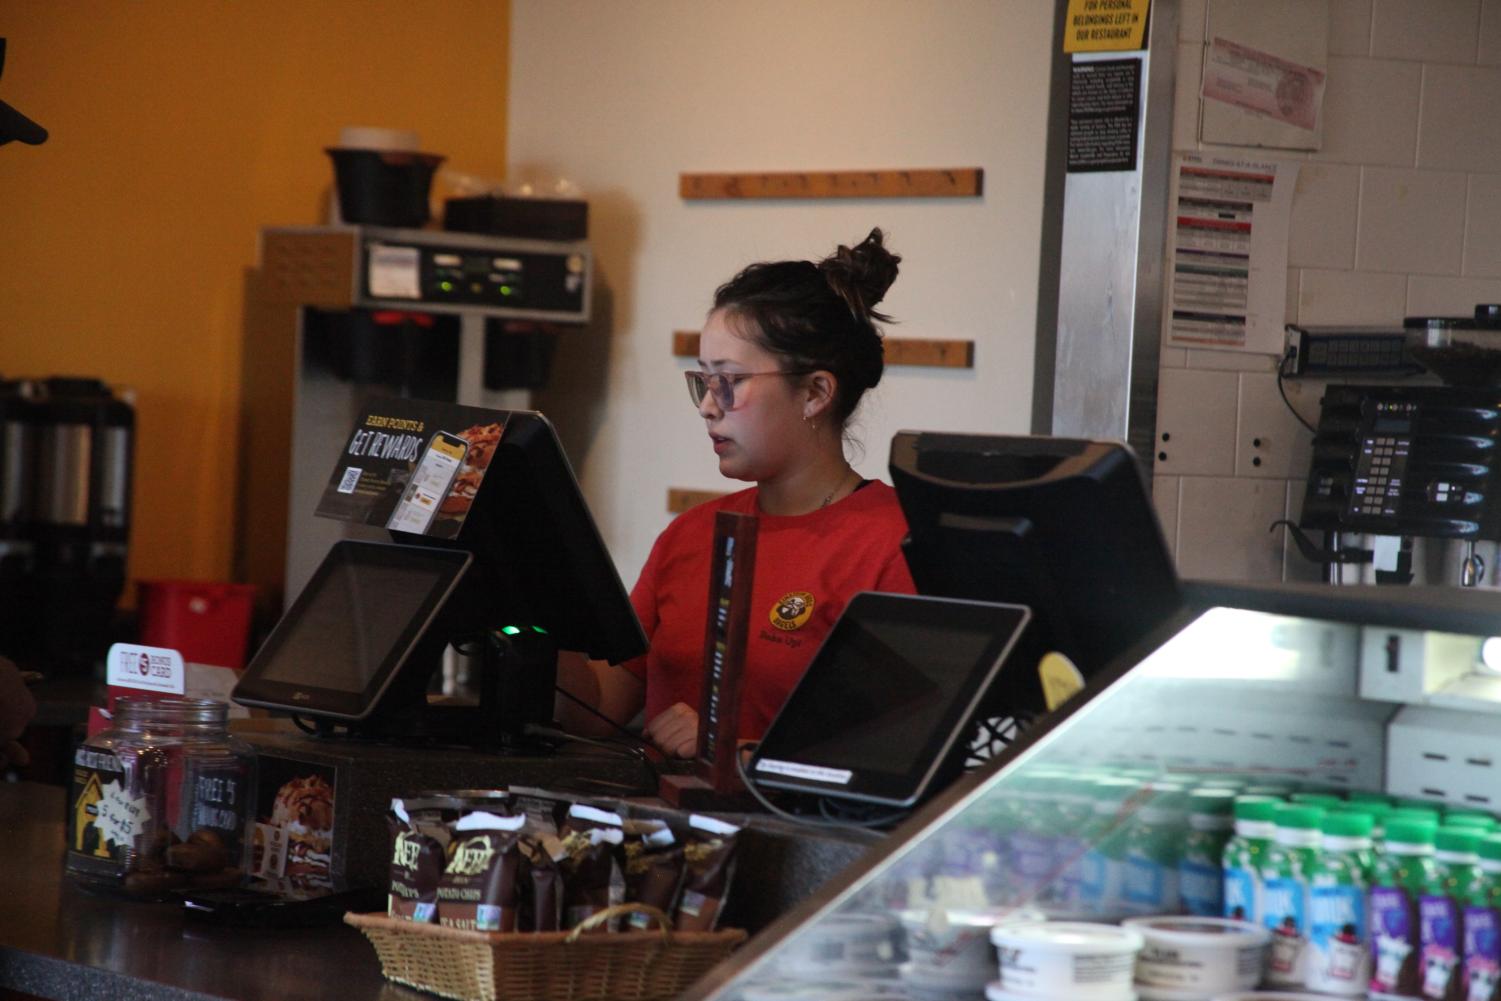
65,697,256,898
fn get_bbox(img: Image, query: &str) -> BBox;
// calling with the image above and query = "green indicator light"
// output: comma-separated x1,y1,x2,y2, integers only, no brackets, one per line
500,285,512,296
531,625,548,634
501,625,521,636
439,280,454,292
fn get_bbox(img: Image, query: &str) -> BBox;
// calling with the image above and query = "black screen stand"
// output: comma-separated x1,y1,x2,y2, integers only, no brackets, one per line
307,618,560,751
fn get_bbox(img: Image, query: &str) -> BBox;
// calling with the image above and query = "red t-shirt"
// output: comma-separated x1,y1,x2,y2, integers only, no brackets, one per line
621,480,917,740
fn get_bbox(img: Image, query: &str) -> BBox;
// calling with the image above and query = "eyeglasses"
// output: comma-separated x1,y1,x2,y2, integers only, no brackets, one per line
684,369,812,410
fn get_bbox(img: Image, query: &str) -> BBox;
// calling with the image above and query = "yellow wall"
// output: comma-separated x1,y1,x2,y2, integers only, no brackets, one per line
0,2,509,590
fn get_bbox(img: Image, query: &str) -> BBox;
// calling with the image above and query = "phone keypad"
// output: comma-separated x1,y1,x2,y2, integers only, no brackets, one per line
1350,436,1410,518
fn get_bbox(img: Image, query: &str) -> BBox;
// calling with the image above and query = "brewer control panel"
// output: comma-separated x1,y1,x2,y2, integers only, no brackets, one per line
258,225,591,323
1301,386,1501,540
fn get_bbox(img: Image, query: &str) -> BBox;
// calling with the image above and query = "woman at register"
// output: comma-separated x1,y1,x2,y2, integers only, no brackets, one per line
559,228,917,757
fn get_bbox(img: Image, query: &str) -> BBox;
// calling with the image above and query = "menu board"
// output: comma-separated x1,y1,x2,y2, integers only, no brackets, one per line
315,399,507,540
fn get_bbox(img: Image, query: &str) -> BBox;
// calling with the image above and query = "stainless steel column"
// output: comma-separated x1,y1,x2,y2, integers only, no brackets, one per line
1047,0,1179,462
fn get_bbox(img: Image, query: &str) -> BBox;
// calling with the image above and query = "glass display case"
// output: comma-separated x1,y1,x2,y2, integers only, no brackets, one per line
685,581,1501,1001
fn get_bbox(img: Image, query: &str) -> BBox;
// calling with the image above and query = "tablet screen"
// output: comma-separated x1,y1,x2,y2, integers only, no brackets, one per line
752,593,1029,807
233,541,471,720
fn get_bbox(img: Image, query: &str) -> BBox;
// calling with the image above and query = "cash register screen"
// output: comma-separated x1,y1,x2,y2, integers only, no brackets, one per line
234,541,471,719
751,593,1030,808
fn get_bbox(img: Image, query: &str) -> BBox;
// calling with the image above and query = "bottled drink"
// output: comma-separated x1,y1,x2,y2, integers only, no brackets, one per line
1078,776,1139,919
1260,803,1325,987
1223,795,1280,924
1371,818,1440,999
1004,773,1057,904
1307,810,1374,995
1461,832,1501,1001
1445,812,1499,833
1180,788,1237,917
1121,785,1187,916
1350,791,1394,808
1048,773,1097,916
1420,826,1482,1001
1293,792,1345,810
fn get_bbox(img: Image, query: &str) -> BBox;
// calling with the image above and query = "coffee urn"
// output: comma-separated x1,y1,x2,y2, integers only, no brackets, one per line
0,380,36,651
0,377,134,674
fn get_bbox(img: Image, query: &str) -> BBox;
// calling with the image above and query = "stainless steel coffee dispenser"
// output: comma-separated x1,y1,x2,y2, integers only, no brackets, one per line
0,377,134,672
237,224,591,613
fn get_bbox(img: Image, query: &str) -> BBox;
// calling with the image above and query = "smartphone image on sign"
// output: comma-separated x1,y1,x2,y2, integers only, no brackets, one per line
386,431,469,535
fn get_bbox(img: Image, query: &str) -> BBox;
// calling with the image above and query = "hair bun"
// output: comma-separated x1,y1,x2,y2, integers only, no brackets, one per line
819,227,901,323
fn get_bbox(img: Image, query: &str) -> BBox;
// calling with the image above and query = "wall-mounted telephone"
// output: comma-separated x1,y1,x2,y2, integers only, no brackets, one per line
1299,386,1501,541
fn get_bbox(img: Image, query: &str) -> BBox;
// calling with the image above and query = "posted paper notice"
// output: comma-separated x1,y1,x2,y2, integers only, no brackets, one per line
1202,37,1325,132
1164,153,1297,354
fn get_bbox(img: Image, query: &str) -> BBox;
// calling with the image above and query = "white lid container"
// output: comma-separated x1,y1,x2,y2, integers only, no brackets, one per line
900,961,990,1000
986,981,1136,1001
776,913,901,978
1137,985,1220,1001
739,977,910,1001
1122,915,1271,993
901,908,1040,977
335,126,421,152
989,921,1143,997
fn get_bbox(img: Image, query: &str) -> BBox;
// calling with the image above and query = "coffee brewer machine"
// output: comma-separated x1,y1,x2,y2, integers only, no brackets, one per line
237,224,591,614
0,377,134,673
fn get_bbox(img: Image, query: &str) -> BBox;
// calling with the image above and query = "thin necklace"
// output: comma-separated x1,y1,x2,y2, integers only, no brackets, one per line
820,468,857,508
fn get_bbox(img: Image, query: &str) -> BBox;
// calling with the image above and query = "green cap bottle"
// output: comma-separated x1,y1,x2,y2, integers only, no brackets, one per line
1259,805,1325,987
1369,819,1438,995
1308,811,1374,994
1222,796,1280,924
1180,788,1237,916
1418,826,1482,999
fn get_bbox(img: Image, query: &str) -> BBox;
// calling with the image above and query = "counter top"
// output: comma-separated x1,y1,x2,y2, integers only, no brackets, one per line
0,778,875,1001
0,782,420,1001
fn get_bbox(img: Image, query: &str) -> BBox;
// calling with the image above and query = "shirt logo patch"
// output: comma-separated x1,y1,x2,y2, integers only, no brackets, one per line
770,591,814,631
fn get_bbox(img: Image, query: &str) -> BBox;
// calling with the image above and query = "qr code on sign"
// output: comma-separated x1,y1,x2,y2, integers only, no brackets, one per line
337,467,362,494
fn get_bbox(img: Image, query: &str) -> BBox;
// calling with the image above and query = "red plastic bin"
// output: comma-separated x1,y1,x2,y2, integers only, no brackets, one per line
137,580,257,670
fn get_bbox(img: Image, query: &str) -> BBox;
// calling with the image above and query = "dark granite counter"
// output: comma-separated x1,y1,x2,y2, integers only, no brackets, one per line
0,782,421,1001
0,776,876,1001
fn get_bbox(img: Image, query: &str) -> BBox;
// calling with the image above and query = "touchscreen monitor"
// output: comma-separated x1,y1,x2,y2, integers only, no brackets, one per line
424,410,646,664
890,432,1181,708
749,592,1030,808
233,541,472,720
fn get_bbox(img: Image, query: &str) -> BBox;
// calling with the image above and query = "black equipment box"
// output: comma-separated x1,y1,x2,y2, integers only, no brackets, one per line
444,196,588,242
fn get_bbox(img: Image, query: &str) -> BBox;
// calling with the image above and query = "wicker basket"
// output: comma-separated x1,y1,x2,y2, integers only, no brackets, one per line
345,904,747,1001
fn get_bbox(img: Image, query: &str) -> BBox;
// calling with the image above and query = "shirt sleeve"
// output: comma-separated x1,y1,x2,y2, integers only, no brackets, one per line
617,529,667,678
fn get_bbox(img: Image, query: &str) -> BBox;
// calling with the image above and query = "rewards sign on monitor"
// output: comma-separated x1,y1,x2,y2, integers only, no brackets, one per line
315,398,506,539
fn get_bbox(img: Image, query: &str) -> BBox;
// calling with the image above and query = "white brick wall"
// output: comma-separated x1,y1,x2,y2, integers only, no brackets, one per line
1156,0,1501,584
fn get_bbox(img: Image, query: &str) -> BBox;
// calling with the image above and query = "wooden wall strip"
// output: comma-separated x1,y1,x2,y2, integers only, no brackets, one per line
672,330,701,358
672,332,973,369
668,488,728,514
884,339,974,368
679,168,983,200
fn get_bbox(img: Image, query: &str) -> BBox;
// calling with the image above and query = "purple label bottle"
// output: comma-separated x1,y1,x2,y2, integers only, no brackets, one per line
1370,819,1439,999
1462,831,1501,1001
1420,827,1481,1001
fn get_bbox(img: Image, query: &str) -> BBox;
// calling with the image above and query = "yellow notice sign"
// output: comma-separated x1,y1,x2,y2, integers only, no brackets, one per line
1064,0,1150,52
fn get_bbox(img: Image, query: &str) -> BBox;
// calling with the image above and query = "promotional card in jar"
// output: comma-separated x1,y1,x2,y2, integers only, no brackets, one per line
86,642,187,736
313,398,508,540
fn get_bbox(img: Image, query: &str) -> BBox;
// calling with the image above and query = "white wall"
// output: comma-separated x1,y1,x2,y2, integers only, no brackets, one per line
508,1,1056,584
1154,0,1501,585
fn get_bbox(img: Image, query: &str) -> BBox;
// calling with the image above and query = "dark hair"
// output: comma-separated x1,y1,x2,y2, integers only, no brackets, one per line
712,227,900,427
